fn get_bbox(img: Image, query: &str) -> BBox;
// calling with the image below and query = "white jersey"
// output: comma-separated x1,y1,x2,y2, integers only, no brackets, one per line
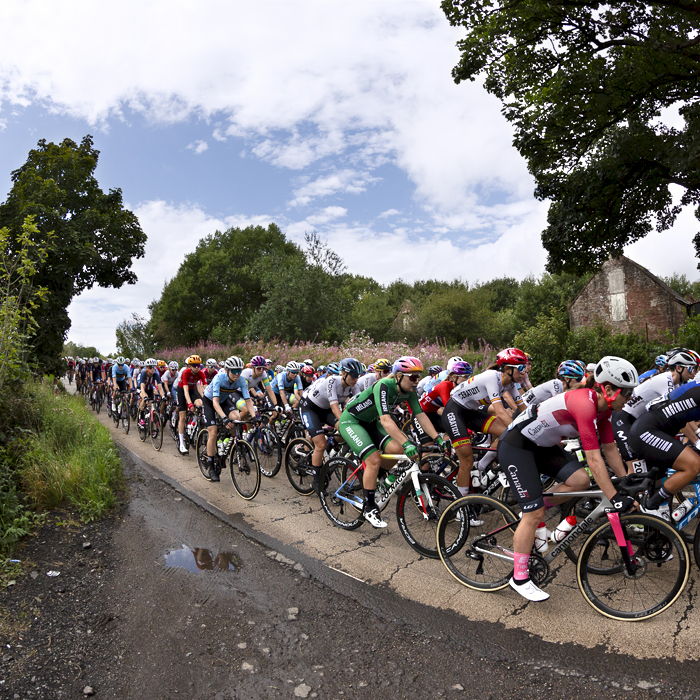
622,371,676,419
241,367,270,392
304,375,360,410
450,369,523,410
355,373,378,393
416,375,433,397
521,379,565,407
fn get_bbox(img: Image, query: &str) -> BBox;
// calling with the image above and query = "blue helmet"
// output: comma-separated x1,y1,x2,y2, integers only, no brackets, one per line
340,358,363,377
326,362,341,376
557,360,585,380
655,354,669,368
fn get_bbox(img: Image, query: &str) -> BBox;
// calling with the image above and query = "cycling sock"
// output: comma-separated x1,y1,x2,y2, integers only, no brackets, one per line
543,497,556,509
647,486,671,510
513,552,530,582
477,450,497,471
457,485,470,497
179,433,185,446
363,489,377,510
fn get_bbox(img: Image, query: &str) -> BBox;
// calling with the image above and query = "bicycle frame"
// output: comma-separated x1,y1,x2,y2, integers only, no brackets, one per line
663,470,700,532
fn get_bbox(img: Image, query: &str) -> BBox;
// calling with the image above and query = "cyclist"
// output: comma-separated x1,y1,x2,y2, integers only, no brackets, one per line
241,355,277,409
176,355,207,455
638,354,669,383
156,359,168,378
204,358,219,385
111,357,132,413
130,358,142,391
338,356,446,529
417,365,443,397
442,348,527,497
138,358,166,426
499,356,638,602
300,357,362,490
271,361,303,414
265,359,274,380
355,358,392,392
418,361,473,437
423,356,464,396
613,348,697,491
161,361,180,397
202,356,256,482
521,360,586,407
300,364,315,391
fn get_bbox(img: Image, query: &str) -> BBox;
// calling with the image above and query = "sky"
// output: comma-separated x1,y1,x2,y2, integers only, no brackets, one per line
0,1,698,354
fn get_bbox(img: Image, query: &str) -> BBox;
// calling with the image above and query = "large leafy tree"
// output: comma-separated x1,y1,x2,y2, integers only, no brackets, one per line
442,1,700,273
0,136,146,371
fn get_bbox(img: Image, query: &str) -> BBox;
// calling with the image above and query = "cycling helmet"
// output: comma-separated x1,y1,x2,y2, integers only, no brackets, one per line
265,358,272,365
157,360,167,369
495,348,528,368
593,356,639,388
366,364,375,373
360,362,367,374
133,359,143,368
326,362,341,375
557,360,585,380
224,356,244,371
206,358,217,368
144,358,158,367
115,356,126,365
340,358,363,377
168,361,179,371
250,355,266,368
275,365,284,373
187,355,202,366
124,358,131,365
286,361,301,373
574,360,586,372
374,358,392,371
428,365,443,376
666,349,698,369
446,356,464,372
654,354,668,368
301,365,314,375
450,361,473,376
392,356,423,374
317,365,326,373
303,358,313,366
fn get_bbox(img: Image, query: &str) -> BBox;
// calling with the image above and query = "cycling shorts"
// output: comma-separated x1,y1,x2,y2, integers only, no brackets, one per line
203,395,238,427
611,409,637,462
442,399,496,449
115,378,129,394
300,397,337,438
628,412,684,471
178,385,204,412
498,429,582,513
337,416,393,460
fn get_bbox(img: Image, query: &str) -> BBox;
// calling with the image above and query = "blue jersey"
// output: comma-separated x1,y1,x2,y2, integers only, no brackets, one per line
204,369,250,401
639,369,659,382
138,368,162,391
271,371,302,395
112,364,132,381
669,377,700,402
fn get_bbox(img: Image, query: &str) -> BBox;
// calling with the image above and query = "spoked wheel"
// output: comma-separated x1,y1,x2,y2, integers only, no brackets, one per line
196,429,211,480
395,472,461,559
121,404,130,435
113,401,120,427
151,413,163,451
436,495,518,591
137,413,148,442
169,409,179,442
284,437,316,496
256,426,282,478
95,391,103,414
230,439,261,500
317,457,364,530
577,514,690,620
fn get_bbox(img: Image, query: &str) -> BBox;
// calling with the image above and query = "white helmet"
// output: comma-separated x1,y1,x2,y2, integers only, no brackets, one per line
286,361,301,372
168,361,179,371
446,356,464,372
594,356,639,389
275,365,285,373
303,358,313,365
144,358,158,367
206,358,217,368
224,356,244,371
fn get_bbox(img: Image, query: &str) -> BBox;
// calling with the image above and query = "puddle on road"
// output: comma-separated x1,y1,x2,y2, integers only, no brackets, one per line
165,544,242,573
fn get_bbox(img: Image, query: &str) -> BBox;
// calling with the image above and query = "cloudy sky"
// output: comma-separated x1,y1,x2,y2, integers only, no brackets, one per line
1,1,697,353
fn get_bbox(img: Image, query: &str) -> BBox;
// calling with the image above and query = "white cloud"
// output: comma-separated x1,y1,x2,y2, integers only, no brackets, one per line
186,139,208,154
378,209,400,218
289,170,380,207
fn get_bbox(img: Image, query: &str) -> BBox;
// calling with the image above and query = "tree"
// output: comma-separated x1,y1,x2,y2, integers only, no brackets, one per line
0,136,146,372
115,313,155,358
148,223,303,347
661,273,700,301
442,1,700,273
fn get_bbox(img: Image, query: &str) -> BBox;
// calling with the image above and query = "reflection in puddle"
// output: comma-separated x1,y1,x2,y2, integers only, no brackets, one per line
165,544,241,573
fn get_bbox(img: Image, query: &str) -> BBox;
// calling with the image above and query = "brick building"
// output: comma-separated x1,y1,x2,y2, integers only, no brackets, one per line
568,256,692,341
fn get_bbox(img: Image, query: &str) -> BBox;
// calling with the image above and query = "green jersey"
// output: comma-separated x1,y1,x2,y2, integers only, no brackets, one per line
343,376,422,423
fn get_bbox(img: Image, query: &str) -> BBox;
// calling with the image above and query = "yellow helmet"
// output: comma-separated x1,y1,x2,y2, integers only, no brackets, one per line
187,355,202,366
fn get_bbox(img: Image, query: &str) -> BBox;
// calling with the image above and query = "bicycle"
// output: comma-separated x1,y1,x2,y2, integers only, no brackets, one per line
113,390,130,435
435,471,690,621
196,418,261,500
284,427,349,496
317,453,461,558
148,397,167,451
247,419,282,478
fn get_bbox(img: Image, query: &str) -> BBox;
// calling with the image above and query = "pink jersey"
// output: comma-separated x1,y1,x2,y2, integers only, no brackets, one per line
512,387,613,450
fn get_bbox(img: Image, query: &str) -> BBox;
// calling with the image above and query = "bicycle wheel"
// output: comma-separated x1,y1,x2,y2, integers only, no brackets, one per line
284,437,316,496
151,413,163,451
137,413,147,442
318,457,364,530
577,514,690,621
169,408,179,442
419,453,458,481
395,472,461,559
113,399,120,427
256,427,282,478
95,391,102,414
436,495,518,591
122,404,130,435
229,439,261,500
196,429,211,479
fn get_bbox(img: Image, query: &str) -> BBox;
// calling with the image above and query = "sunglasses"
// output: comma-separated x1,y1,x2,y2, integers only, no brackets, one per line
380,369,391,376
346,372,359,379
190,364,201,369
507,364,527,372
406,373,421,382
287,371,299,375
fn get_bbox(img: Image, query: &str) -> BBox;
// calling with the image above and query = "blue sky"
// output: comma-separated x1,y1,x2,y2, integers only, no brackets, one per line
0,1,697,353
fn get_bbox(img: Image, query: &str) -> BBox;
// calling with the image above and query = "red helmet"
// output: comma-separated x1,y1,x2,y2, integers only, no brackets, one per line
301,365,314,375
495,348,528,368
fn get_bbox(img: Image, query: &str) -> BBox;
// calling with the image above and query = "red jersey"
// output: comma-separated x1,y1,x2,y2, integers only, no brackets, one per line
419,380,454,413
180,367,207,389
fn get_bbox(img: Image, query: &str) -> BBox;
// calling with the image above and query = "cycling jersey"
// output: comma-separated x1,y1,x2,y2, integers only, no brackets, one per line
419,380,453,413
138,368,162,392
204,367,218,384
241,367,270,393
343,376,422,423
450,370,522,410
204,370,250,401
638,369,659,382
521,379,564,407
304,375,360,410
161,370,178,390
270,371,302,395
180,367,207,389
111,364,132,381
509,387,613,450
635,384,700,436
355,373,378,393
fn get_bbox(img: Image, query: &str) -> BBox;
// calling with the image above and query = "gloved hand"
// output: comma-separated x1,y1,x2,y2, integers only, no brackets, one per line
402,441,418,459
188,403,194,411
284,404,292,413
608,491,635,514
435,436,445,449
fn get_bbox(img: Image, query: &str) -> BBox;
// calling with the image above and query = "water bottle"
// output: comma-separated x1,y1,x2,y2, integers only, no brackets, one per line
384,473,396,491
534,522,549,553
480,469,496,488
672,498,694,522
550,515,577,543
217,438,225,456
471,469,481,489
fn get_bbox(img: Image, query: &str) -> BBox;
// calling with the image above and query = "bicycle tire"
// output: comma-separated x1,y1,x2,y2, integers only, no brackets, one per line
577,514,690,621
95,391,102,414
151,413,163,451
230,439,261,500
436,495,518,591
196,429,211,480
113,400,120,427
284,437,316,496
318,457,364,530
395,472,461,559
419,453,458,482
137,414,147,442
122,405,130,435
256,426,282,478
169,408,179,442
557,495,612,571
